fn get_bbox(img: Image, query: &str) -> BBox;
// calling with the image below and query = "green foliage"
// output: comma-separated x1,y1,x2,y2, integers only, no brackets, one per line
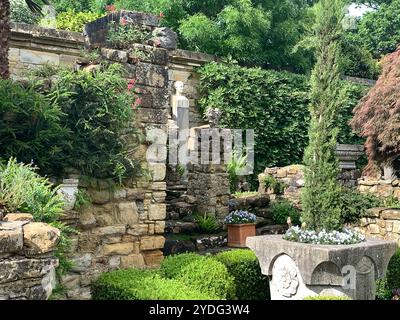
215,249,270,300
0,79,69,176
42,63,141,182
355,0,400,58
10,0,40,24
303,295,351,300
106,21,150,50
160,253,206,279
375,278,393,300
198,62,310,177
176,258,236,300
0,158,74,275
227,150,248,193
195,213,220,234
386,249,400,292
47,0,94,13
73,188,91,211
198,62,365,181
91,269,214,300
270,200,301,225
301,0,347,231
339,188,382,224
56,9,103,32
263,175,286,195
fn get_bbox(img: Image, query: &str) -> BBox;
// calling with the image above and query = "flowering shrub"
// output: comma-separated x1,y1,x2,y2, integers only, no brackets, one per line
283,226,365,245
106,18,150,50
225,210,256,225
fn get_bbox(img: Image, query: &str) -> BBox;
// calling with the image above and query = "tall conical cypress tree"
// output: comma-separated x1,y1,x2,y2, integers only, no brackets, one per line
301,0,347,231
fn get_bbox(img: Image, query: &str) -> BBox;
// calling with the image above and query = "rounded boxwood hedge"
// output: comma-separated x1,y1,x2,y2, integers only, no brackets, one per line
387,249,400,292
91,269,214,300
160,253,206,279
175,257,236,300
215,249,270,300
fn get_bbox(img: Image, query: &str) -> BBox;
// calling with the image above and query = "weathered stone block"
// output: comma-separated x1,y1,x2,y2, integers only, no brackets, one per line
127,224,148,236
100,48,128,63
20,49,59,65
140,236,165,251
381,209,400,220
3,213,33,222
0,222,24,253
142,250,164,267
117,202,139,226
120,254,145,269
96,225,126,236
23,222,60,255
148,204,166,220
70,253,92,273
100,243,134,256
154,221,166,234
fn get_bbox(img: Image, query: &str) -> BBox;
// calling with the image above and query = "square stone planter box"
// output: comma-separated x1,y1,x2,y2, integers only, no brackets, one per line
227,224,256,248
247,235,397,300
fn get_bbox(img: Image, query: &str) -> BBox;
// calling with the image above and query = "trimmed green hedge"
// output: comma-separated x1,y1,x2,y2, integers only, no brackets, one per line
215,249,270,300
91,269,215,300
198,62,367,179
160,253,206,279
176,257,236,300
387,249,400,292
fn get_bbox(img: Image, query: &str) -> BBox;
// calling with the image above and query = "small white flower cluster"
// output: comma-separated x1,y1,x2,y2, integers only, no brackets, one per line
224,210,257,224
283,226,365,245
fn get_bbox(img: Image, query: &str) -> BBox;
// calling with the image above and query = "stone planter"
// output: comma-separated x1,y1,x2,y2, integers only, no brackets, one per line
227,224,256,248
57,178,79,211
247,235,397,300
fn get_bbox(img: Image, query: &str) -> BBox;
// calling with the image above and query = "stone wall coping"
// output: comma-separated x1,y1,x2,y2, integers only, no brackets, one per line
247,235,397,284
11,22,85,45
169,49,218,65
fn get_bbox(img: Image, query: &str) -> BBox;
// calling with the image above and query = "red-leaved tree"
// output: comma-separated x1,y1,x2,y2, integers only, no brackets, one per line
350,48,400,178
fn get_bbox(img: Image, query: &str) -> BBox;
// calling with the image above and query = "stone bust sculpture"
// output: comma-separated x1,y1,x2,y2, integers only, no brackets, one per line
174,81,184,96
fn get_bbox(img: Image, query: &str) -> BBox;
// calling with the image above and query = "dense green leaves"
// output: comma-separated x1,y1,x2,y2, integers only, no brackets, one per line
198,62,365,182
0,79,69,175
301,0,347,231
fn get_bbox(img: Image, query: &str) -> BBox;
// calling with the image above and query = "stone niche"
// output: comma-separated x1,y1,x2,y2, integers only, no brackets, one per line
0,215,60,300
247,235,397,300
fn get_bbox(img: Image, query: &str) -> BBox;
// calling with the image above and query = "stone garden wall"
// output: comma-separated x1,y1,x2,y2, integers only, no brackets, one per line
0,214,59,300
358,178,400,199
353,208,400,246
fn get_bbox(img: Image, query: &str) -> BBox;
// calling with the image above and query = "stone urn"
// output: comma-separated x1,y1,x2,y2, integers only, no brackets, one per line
227,223,256,248
247,235,397,300
57,178,79,211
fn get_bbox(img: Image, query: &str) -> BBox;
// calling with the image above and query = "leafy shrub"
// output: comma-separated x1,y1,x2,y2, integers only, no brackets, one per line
176,258,236,300
195,213,220,234
270,200,300,226
160,253,206,279
304,295,351,300
263,175,286,195
56,9,103,32
387,249,400,293
227,150,248,193
91,269,214,300
106,20,150,50
215,249,269,300
339,188,382,224
39,63,141,182
0,158,74,275
48,0,93,13
0,79,68,176
376,278,393,300
10,0,40,24
198,62,367,180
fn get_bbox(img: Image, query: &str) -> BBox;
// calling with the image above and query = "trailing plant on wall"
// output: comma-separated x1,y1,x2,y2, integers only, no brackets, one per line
301,0,348,231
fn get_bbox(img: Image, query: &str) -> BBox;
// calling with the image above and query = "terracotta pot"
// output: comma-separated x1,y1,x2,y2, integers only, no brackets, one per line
227,223,256,248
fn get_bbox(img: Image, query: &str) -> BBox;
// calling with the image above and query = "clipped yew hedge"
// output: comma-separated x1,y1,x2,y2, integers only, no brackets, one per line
198,62,367,176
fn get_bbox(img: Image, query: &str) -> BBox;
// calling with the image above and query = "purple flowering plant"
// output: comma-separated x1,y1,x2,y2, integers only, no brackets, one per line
224,210,257,225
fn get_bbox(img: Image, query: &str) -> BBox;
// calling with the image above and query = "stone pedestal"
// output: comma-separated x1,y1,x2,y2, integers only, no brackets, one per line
247,235,397,300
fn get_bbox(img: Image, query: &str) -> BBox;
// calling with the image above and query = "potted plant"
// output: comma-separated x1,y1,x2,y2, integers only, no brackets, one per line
225,210,257,248
247,0,397,300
